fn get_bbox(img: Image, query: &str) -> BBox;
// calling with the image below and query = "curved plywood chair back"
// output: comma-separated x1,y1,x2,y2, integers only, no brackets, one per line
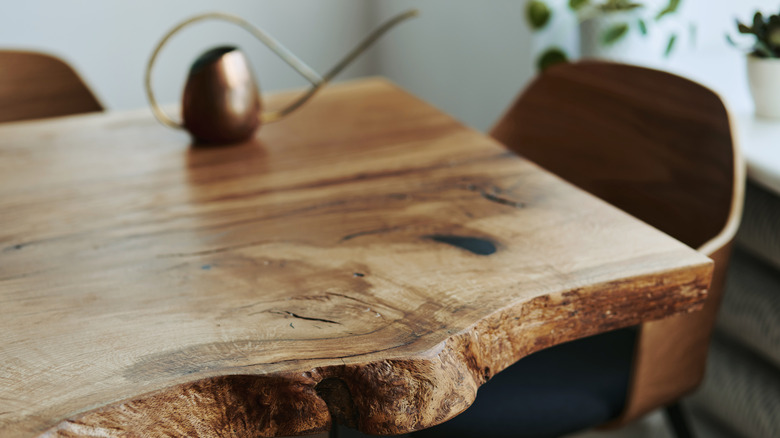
492,61,735,250
0,50,102,123
491,61,743,423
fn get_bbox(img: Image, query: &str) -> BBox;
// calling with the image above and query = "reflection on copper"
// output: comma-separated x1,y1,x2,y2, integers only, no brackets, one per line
182,47,261,144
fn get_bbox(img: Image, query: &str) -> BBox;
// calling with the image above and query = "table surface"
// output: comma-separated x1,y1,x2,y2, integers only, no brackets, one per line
0,78,712,438
736,113,780,196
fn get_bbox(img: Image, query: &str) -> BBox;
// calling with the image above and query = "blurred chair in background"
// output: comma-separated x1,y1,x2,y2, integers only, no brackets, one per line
0,50,102,123
688,180,780,438
413,61,743,438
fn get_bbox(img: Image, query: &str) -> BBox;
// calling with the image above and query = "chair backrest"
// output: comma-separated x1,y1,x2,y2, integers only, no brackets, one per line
0,50,102,123
491,61,744,424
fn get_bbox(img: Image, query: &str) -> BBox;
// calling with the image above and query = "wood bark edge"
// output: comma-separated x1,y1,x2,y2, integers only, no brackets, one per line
39,263,711,438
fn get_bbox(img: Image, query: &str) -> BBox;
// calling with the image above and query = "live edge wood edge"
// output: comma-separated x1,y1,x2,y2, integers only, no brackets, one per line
42,265,711,438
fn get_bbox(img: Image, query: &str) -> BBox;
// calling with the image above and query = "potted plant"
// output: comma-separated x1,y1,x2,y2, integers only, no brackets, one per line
527,0,685,71
729,10,780,119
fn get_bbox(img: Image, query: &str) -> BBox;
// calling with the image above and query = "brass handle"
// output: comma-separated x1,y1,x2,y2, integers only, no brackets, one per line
145,10,418,129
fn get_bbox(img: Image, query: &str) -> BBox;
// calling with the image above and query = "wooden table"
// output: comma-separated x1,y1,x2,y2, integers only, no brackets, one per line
0,79,712,438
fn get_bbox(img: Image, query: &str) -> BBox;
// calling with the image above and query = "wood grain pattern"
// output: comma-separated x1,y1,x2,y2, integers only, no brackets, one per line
0,51,102,123
0,78,712,437
490,61,743,426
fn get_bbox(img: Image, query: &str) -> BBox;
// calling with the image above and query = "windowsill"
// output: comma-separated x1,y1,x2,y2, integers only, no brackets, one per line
735,113,780,195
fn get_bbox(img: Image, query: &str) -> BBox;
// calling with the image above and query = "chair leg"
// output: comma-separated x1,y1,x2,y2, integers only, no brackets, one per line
664,403,695,438
329,423,339,438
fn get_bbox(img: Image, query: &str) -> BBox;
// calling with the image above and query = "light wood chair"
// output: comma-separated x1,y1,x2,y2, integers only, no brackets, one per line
0,50,102,123
413,61,743,438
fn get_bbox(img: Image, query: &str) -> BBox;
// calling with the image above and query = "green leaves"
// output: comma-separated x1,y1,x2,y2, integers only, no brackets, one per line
599,0,642,12
754,12,765,36
602,22,629,45
732,10,780,58
664,33,677,57
569,0,590,11
655,0,680,21
637,19,648,36
527,1,552,30
532,0,693,62
537,48,569,71
737,21,752,34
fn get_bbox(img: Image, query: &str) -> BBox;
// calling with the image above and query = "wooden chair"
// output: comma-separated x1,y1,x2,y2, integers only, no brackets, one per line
413,61,743,438
0,50,102,123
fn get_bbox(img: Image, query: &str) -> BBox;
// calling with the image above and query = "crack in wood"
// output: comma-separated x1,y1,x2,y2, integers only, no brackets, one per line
275,311,341,325
340,225,409,242
326,291,371,303
156,240,269,258
2,243,26,252
466,184,525,209
480,191,525,208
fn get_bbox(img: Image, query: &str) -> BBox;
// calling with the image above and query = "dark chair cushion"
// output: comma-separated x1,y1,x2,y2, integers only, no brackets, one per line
411,328,637,438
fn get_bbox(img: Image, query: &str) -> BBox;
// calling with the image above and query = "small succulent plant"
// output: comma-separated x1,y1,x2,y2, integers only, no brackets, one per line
728,10,780,58
527,0,684,70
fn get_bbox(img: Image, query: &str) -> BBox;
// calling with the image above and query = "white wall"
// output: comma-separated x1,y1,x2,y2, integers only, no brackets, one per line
375,0,535,132
0,0,375,111
3,1,778,127
0,1,533,132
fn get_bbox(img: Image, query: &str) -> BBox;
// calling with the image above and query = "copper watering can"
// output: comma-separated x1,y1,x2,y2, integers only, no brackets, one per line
145,10,418,144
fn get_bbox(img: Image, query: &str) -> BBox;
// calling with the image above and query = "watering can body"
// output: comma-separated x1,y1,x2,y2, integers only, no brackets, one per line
182,47,261,144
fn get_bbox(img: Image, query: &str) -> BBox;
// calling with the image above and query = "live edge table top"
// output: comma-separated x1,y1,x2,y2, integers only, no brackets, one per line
0,78,712,438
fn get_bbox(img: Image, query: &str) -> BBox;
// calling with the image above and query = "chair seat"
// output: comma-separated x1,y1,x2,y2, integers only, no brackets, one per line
412,328,636,438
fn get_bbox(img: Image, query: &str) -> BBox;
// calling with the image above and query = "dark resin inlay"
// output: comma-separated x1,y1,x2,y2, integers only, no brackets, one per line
426,235,497,256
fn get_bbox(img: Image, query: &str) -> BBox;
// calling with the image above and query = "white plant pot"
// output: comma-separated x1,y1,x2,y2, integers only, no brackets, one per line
747,55,780,120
